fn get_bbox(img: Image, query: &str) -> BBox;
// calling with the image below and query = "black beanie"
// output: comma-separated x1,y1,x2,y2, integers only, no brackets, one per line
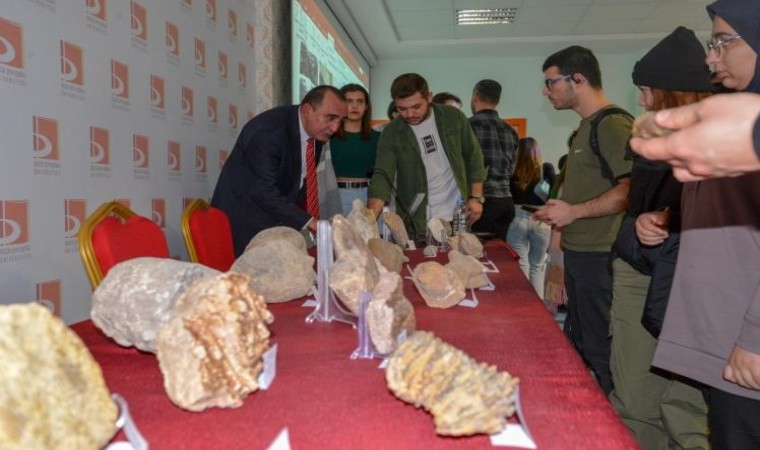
632,26,714,92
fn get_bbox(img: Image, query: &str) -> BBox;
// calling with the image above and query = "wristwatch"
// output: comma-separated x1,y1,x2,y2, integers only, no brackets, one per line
468,195,485,204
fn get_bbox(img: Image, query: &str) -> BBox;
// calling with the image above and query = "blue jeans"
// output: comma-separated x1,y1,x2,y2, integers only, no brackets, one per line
506,207,551,298
339,187,368,216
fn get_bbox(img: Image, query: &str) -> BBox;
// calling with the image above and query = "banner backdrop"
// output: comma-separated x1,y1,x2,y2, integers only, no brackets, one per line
0,0,264,323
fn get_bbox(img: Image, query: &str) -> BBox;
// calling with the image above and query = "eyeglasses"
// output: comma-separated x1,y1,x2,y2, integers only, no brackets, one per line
706,34,742,56
544,74,572,89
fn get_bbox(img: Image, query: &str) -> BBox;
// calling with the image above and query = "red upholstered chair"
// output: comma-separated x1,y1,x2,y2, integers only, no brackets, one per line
78,201,170,289
181,199,235,271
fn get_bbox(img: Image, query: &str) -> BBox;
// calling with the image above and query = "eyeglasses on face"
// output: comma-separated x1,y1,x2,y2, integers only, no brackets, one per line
706,34,742,56
544,74,572,89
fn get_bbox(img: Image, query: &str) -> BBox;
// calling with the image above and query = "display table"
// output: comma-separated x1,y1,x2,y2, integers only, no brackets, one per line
72,241,638,449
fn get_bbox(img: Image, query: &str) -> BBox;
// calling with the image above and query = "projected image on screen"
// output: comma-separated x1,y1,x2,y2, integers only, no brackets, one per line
292,0,369,103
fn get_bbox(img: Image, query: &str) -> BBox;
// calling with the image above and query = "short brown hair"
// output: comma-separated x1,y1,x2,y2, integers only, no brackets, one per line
390,73,429,100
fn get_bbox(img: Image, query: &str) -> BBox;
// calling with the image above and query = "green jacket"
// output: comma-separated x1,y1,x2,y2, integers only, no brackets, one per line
369,103,487,241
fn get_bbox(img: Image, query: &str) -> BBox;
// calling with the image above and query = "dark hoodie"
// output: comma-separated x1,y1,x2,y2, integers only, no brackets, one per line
652,0,760,401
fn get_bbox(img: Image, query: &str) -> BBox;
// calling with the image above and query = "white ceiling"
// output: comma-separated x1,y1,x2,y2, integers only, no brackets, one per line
325,0,713,65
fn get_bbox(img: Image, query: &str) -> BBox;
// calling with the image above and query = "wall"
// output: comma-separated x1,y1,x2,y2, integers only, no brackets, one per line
370,50,648,168
0,0,285,324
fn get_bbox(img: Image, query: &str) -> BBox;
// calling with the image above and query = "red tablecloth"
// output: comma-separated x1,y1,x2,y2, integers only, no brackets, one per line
72,241,638,449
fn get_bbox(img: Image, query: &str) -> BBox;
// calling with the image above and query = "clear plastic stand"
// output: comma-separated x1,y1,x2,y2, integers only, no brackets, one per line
489,387,537,448
305,219,357,327
381,206,391,242
480,250,500,273
104,394,148,450
458,288,479,308
350,290,385,360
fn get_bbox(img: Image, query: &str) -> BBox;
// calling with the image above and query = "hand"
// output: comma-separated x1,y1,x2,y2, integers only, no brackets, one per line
724,345,760,391
635,211,670,246
630,93,760,181
532,199,576,228
466,199,483,226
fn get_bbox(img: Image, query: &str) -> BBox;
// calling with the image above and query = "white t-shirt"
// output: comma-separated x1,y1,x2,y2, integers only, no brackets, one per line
409,110,459,220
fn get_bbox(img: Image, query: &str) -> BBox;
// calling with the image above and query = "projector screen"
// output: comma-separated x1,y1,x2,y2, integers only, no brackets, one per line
292,0,370,103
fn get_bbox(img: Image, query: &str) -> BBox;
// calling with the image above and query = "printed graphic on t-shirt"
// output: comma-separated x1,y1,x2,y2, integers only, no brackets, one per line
422,135,436,154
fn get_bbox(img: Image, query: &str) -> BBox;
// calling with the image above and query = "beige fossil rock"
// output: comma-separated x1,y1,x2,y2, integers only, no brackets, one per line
245,226,308,254
427,217,451,243
412,262,465,308
367,271,416,354
368,238,409,274
92,257,220,353
449,232,484,258
382,211,410,247
446,250,489,289
347,199,380,242
156,273,274,412
0,303,118,449
328,216,380,313
232,239,315,303
386,331,520,436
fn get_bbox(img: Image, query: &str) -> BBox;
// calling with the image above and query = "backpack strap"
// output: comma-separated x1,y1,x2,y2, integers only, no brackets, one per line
589,107,633,185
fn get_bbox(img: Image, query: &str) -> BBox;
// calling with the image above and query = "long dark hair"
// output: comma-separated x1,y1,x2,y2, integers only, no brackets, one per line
336,84,373,140
513,137,542,191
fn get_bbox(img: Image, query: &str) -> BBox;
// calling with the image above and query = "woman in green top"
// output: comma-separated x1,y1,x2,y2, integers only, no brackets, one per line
330,84,380,215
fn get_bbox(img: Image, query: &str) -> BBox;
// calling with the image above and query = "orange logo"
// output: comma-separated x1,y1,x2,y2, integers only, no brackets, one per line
150,74,164,109
110,59,129,99
131,1,147,42
0,17,24,69
33,116,59,161
228,9,237,36
182,86,193,117
219,149,228,168
206,0,216,22
36,280,61,317
64,199,86,238
238,62,246,88
152,198,165,228
207,96,217,124
86,0,107,22
218,51,227,79
246,23,254,49
165,21,179,57
229,104,238,129
168,140,181,171
195,38,205,68
0,200,29,245
133,134,149,168
90,126,110,165
196,145,207,173
60,40,84,86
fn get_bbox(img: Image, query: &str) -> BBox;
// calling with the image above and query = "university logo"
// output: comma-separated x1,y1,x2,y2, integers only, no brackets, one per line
246,23,254,49
0,200,29,246
181,86,193,118
86,0,107,22
110,59,129,99
90,126,110,165
207,96,217,125
133,134,149,168
219,149,228,168
150,74,165,109
229,104,238,129
0,17,24,69
196,145,207,173
131,1,147,42
205,0,216,23
32,116,59,161
64,199,86,239
36,280,61,316
152,198,165,228
165,21,179,57
218,51,227,79
194,37,206,69
60,40,83,86
238,62,246,88
168,140,181,171
228,9,237,37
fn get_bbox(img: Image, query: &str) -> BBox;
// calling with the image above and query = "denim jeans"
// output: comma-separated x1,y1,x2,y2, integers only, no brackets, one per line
506,207,551,298
339,187,368,216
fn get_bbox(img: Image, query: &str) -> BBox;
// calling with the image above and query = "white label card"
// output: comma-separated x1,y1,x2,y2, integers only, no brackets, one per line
258,343,278,390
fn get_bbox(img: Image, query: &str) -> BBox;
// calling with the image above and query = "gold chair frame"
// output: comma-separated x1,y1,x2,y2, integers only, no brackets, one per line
78,201,136,289
180,198,210,264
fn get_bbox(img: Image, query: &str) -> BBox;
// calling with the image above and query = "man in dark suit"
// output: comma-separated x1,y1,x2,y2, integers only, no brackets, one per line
212,85,346,256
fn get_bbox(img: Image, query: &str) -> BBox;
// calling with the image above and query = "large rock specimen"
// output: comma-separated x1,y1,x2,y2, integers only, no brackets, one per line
448,232,484,258
446,250,489,289
245,226,308,254
156,273,274,412
92,257,220,353
386,331,520,436
329,216,381,313
382,211,410,247
427,217,451,244
231,239,315,303
0,303,118,449
346,199,379,242
368,237,408,274
367,271,415,354
412,262,465,308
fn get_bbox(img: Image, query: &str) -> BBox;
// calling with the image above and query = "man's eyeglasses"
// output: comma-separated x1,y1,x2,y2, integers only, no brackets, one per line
706,34,742,56
544,74,572,89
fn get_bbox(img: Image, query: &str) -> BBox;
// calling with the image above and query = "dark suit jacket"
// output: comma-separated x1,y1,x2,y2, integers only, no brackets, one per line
211,105,321,256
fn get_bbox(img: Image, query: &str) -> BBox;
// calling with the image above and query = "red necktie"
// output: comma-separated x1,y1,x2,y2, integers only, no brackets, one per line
305,138,319,220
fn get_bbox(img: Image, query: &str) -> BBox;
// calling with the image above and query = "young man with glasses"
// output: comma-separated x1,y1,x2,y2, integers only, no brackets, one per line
534,46,633,395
